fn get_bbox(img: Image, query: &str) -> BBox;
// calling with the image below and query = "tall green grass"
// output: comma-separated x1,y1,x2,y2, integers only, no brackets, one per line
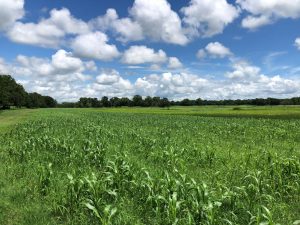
0,109,299,224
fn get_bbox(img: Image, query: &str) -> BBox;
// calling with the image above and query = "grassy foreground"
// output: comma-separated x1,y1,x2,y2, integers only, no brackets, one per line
0,107,300,224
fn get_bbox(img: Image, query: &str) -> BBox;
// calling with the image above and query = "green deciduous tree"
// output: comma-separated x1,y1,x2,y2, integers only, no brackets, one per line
0,75,27,109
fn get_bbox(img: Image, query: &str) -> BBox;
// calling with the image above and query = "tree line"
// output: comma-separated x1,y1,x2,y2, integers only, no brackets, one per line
59,96,172,108
59,95,300,108
2,74,300,109
0,75,57,109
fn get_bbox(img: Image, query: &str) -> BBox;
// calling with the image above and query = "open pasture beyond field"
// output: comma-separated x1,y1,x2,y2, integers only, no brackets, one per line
0,107,299,225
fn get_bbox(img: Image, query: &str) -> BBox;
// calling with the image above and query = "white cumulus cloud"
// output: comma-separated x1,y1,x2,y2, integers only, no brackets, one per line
122,45,168,65
225,61,260,79
87,70,133,97
16,49,88,76
130,0,188,45
91,8,144,43
168,57,183,69
71,32,120,61
96,70,121,85
7,8,90,48
0,0,24,30
241,15,271,30
135,72,209,98
11,50,98,102
237,0,300,29
92,0,188,45
197,42,232,59
51,49,84,74
181,0,239,38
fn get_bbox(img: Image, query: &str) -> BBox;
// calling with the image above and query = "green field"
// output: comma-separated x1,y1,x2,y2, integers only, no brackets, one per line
0,107,300,224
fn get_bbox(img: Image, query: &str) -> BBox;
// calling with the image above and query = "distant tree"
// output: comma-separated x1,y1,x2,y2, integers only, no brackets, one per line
58,102,76,108
252,98,267,106
0,75,14,108
120,97,131,106
26,92,46,108
158,97,171,108
291,97,300,105
11,83,27,108
195,98,203,106
132,95,143,106
170,100,176,106
267,98,280,106
152,97,161,107
101,96,110,107
110,97,121,107
0,75,27,109
78,98,100,108
144,96,153,107
234,99,243,105
180,98,193,106
0,74,57,110
280,99,292,105
44,96,57,108
90,98,100,107
78,98,89,108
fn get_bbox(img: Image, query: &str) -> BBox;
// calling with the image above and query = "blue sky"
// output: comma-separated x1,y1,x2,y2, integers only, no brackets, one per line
0,0,300,102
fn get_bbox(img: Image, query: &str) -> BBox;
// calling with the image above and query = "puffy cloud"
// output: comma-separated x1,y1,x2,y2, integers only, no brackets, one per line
16,55,54,76
168,57,183,69
8,22,64,48
122,45,168,65
111,17,143,43
11,50,99,102
87,70,133,97
181,0,239,37
51,49,84,74
71,32,120,61
92,8,118,30
92,0,188,45
135,70,298,100
90,0,243,45
223,61,300,98
237,0,300,29
197,42,232,59
295,38,300,50
96,70,120,85
225,61,260,79
92,8,144,43
135,72,209,98
129,0,188,45
46,8,89,34
0,0,24,30
16,49,86,76
121,46,182,70
241,15,271,30
7,8,90,47
258,75,299,94
218,75,300,99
